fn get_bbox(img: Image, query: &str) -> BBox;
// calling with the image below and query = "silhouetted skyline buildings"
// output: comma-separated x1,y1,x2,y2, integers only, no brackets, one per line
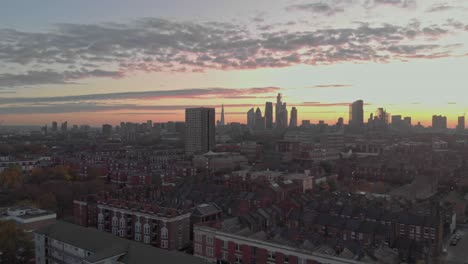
349,100,364,132
290,107,298,128
265,102,273,129
275,93,288,129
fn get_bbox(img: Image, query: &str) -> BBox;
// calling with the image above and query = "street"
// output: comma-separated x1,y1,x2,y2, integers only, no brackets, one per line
439,226,468,264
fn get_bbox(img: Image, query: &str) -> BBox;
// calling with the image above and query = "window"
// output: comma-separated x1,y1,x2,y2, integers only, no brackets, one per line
195,233,202,242
235,255,242,264
144,224,150,235
135,233,141,242
206,236,213,245
144,235,150,244
206,247,213,257
120,218,126,229
161,227,168,239
135,222,141,233
223,240,228,249
112,216,118,226
222,251,228,260
284,256,289,264
236,243,241,252
268,251,275,260
161,240,168,249
98,213,103,223
194,244,202,254
298,258,306,264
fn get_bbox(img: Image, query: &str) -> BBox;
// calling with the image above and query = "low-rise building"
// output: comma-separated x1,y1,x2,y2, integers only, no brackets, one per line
34,221,205,264
73,198,191,250
0,206,56,232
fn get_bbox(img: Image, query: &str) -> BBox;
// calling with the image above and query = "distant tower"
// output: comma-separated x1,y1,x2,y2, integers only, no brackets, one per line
255,108,265,130
457,115,465,131
247,108,256,129
349,100,364,132
290,107,298,127
265,102,273,129
220,104,225,126
432,115,447,130
275,93,288,129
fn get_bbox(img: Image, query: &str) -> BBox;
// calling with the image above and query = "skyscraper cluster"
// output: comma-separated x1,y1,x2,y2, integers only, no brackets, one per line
246,93,296,131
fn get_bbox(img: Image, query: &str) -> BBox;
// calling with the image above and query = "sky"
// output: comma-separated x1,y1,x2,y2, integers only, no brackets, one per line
0,0,467,127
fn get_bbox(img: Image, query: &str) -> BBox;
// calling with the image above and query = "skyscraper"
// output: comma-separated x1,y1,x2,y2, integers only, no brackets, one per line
275,93,288,129
457,115,465,131
403,117,412,127
349,100,364,131
102,124,112,138
185,108,215,155
51,121,58,132
220,104,225,126
265,102,273,129
290,107,298,127
336,117,344,130
61,121,68,133
254,108,265,130
432,115,447,130
247,108,256,129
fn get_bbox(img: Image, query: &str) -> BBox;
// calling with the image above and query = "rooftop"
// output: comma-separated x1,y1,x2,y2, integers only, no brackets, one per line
35,221,205,264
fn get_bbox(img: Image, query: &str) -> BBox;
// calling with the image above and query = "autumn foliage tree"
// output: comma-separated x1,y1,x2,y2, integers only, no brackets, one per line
0,221,34,264
0,165,23,189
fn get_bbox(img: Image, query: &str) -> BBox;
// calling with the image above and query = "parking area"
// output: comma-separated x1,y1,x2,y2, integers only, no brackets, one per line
440,226,468,264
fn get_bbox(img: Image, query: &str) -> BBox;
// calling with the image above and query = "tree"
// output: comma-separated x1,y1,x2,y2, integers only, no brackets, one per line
0,165,23,189
0,221,34,264
327,179,337,191
36,192,57,210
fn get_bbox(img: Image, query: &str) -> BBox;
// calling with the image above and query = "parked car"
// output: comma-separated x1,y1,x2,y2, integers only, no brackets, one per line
451,238,458,246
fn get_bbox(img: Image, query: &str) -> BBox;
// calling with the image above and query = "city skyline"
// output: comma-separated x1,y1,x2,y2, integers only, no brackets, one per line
1,0,468,126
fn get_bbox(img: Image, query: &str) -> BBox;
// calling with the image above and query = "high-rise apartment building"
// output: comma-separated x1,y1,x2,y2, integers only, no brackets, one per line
290,107,298,127
61,121,68,133
185,108,215,155
265,102,273,129
102,124,112,138
349,100,364,131
457,115,465,131
432,115,447,130
51,121,58,132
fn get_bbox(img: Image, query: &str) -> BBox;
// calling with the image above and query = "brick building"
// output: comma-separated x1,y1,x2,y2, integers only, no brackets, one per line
74,198,191,250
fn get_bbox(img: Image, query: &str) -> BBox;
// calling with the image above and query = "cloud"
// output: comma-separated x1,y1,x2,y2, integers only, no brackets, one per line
426,3,455,12
366,0,416,8
0,69,123,87
0,17,465,87
0,87,281,104
110,112,176,115
0,102,267,115
307,84,352,88
286,2,345,16
299,102,372,107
